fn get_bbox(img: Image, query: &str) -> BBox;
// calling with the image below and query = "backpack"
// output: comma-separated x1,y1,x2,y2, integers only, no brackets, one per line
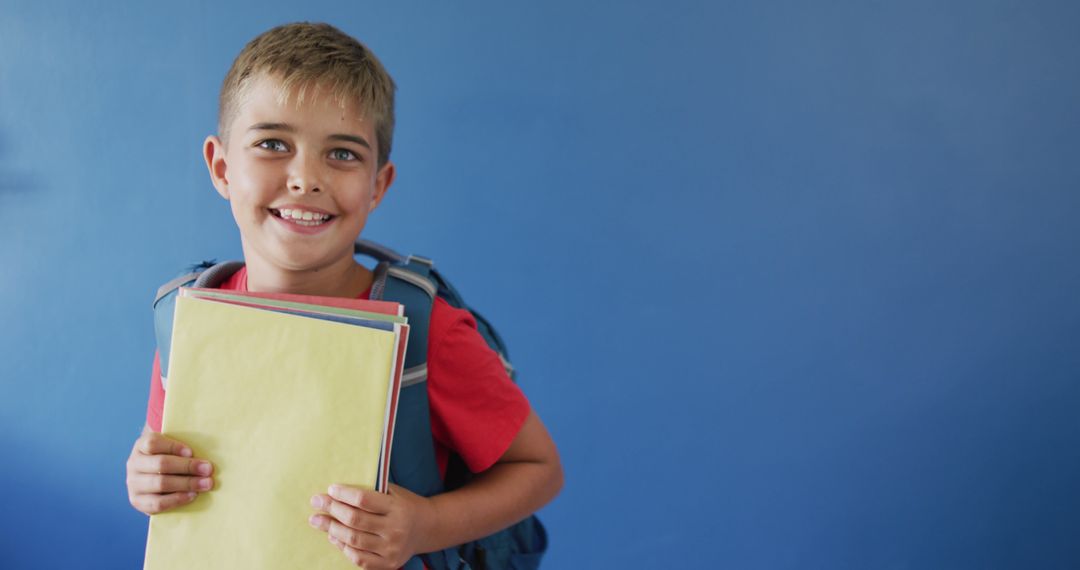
151,238,548,570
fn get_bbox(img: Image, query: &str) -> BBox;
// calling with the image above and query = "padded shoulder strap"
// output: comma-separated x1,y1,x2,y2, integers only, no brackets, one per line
371,258,441,487
371,258,463,570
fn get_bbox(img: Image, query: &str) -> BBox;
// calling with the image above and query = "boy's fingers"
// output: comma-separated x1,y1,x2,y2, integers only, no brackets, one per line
328,534,345,550
130,473,214,494
308,513,332,532
327,484,389,514
129,454,212,476
319,496,384,534
326,519,385,554
138,433,192,458
132,491,197,514
335,539,385,569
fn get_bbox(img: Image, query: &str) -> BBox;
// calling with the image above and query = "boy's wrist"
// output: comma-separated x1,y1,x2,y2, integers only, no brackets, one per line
414,491,446,555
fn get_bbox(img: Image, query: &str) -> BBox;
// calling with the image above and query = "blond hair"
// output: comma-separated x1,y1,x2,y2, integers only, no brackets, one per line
218,22,397,166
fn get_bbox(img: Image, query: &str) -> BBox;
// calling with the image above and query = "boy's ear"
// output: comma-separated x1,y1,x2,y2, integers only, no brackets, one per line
203,135,230,200
369,161,396,213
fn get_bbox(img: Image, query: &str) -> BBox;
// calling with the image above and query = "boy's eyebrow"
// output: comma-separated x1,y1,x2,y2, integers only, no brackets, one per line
248,122,371,150
249,122,295,133
327,133,372,150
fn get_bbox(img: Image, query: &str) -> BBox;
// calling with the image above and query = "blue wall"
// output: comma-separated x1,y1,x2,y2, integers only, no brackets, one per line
2,1,1078,568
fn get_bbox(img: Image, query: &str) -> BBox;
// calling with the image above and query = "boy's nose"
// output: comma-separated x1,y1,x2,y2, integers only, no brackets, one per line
287,155,323,193
289,180,321,193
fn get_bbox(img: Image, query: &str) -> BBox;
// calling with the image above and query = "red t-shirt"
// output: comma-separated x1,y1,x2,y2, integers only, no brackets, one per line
146,266,530,477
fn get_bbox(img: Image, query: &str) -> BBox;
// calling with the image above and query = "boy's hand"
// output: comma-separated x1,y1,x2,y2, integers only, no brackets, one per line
308,483,435,569
125,430,214,515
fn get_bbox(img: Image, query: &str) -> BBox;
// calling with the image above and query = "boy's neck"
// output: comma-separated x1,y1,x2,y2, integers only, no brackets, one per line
243,255,372,298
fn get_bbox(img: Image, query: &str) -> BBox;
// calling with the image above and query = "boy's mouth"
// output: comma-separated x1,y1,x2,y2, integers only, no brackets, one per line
269,208,335,227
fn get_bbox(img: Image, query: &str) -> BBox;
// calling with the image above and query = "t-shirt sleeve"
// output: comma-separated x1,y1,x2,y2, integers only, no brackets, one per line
427,298,531,474
146,350,165,433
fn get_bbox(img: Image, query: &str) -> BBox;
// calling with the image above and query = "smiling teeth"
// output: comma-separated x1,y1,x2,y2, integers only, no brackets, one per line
278,208,331,224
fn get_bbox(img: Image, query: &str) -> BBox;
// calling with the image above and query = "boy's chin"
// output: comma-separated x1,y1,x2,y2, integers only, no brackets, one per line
243,237,360,274
272,255,346,273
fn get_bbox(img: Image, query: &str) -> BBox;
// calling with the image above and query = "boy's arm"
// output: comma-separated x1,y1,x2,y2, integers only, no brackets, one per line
413,407,562,548
309,408,563,568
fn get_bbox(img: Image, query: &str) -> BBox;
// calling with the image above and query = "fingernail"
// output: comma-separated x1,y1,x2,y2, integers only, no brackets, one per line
310,496,324,509
328,484,340,497
308,515,319,526
198,478,213,490
196,462,212,476
180,447,193,458
187,492,197,500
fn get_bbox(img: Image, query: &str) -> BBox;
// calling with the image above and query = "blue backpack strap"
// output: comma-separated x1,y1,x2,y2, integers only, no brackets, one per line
368,256,462,570
372,258,443,494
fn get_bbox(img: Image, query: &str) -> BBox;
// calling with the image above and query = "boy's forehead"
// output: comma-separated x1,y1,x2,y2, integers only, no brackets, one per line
232,73,373,135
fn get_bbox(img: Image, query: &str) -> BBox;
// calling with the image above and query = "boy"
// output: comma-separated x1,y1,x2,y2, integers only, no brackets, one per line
124,22,563,569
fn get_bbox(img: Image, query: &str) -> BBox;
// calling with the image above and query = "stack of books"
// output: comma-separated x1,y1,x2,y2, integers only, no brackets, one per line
144,287,409,569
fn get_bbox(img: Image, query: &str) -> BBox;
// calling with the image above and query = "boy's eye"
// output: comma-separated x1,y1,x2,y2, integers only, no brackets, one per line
257,139,288,152
330,148,359,161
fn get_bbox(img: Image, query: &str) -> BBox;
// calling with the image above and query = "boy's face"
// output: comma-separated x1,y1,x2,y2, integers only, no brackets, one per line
203,73,394,276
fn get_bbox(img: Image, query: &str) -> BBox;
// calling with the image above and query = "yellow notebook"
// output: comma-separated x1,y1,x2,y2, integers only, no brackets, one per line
144,295,401,569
